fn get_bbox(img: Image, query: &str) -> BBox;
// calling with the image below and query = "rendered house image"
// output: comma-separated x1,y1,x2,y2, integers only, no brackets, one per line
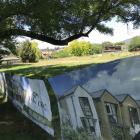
115,94,140,139
89,89,124,140
58,86,140,140
58,85,101,139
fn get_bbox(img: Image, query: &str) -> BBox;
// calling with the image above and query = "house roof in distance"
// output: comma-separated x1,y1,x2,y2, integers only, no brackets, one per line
1,56,20,61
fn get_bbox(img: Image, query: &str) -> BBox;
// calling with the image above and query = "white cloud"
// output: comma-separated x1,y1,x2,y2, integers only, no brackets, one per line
88,21,140,44
82,57,140,99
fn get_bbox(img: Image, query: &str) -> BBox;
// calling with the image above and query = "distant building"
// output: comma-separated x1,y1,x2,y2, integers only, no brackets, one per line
41,47,64,59
40,49,53,59
58,85,101,139
104,46,122,53
1,56,20,64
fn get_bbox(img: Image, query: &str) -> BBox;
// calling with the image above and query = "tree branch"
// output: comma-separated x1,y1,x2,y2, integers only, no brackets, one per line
0,29,88,45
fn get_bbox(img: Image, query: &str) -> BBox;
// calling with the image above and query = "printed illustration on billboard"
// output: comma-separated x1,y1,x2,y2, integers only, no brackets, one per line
48,56,140,140
0,73,7,99
5,74,54,136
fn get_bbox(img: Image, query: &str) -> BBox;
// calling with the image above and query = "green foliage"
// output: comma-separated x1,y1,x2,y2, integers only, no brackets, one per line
68,40,102,56
20,41,41,62
0,37,17,64
0,44,11,64
62,124,95,140
69,41,83,56
102,42,113,48
114,41,125,46
128,36,140,52
0,1,140,45
0,37,17,55
53,41,103,58
90,44,103,55
53,48,72,58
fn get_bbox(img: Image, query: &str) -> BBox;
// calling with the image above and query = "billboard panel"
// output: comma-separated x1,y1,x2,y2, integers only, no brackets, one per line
5,74,54,136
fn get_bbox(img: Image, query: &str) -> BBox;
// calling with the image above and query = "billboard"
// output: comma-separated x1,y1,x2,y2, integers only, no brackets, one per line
5,74,54,136
0,73,7,98
48,56,140,140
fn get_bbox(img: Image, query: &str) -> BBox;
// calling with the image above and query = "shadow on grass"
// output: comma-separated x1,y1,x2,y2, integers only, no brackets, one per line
0,102,54,140
0,63,99,78
0,63,31,68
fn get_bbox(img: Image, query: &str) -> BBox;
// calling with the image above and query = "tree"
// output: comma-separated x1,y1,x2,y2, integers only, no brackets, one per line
68,40,102,56
0,44,10,64
90,44,103,54
114,41,125,46
0,37,17,55
102,41,113,48
68,40,92,56
128,36,140,51
20,41,41,62
0,1,140,45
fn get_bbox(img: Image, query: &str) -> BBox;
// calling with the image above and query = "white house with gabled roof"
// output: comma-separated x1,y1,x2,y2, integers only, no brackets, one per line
58,85,101,139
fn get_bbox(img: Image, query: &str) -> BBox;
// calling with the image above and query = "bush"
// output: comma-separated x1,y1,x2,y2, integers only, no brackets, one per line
20,41,41,62
128,36,140,52
53,48,72,58
68,41,83,56
53,41,103,58
90,44,102,55
68,40,102,56
102,41,113,49
62,124,96,140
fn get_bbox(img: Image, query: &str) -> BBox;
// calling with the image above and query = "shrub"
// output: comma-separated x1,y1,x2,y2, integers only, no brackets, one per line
62,124,96,140
53,41,103,58
102,41,113,49
68,40,102,56
53,48,71,58
20,41,41,62
90,44,102,55
128,36,140,52
68,41,83,56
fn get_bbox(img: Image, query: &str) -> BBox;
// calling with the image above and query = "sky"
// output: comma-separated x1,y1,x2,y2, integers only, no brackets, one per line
87,20,140,44
49,56,140,100
17,18,140,49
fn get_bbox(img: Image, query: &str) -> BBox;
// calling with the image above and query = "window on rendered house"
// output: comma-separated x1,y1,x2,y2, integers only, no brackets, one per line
105,103,118,124
79,97,97,134
80,117,97,134
128,107,139,127
79,97,93,117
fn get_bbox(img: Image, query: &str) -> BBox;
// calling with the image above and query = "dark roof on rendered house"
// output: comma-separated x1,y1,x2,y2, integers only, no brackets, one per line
115,94,129,102
58,85,78,100
89,89,116,99
89,89,106,98
89,89,120,101
115,94,140,107
115,94,138,104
